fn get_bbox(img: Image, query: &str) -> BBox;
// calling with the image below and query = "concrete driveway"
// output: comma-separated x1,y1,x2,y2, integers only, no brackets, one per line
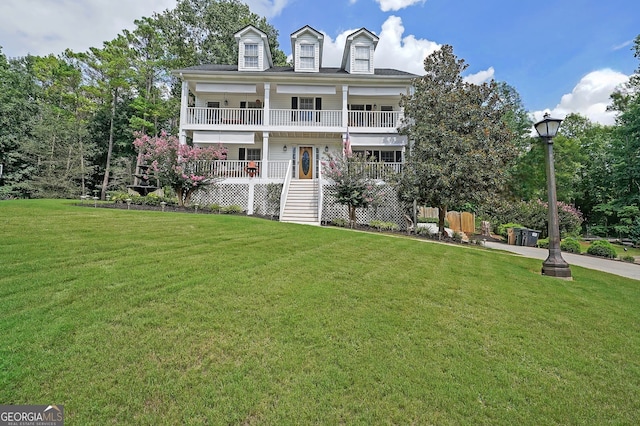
484,241,640,281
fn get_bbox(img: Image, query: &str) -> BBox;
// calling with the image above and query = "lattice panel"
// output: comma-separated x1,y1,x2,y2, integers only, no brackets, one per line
321,184,406,229
252,183,282,217
192,184,249,210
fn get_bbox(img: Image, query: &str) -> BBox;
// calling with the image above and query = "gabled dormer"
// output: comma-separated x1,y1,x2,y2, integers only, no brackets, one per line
290,25,324,73
341,28,379,75
234,25,273,71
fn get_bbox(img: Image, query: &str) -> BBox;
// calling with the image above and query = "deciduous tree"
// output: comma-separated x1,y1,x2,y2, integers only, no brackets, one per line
133,131,226,206
322,151,385,228
398,45,518,236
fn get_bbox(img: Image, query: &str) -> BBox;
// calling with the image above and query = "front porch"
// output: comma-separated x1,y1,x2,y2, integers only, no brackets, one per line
190,159,403,182
188,159,405,225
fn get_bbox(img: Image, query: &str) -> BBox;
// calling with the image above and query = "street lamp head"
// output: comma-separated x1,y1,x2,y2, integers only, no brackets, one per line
534,112,563,138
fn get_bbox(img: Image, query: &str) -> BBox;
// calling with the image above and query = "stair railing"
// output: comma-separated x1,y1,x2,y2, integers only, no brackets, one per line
279,160,293,221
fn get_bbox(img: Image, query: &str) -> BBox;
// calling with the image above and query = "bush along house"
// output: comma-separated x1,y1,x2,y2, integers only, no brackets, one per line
173,25,416,225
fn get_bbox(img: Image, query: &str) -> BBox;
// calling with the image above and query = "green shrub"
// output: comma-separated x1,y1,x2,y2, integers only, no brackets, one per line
110,191,133,203
621,255,636,263
369,220,399,231
560,237,582,254
370,220,384,230
537,238,549,249
587,240,617,259
332,218,348,227
498,223,524,238
416,225,435,236
222,205,243,214
208,203,223,213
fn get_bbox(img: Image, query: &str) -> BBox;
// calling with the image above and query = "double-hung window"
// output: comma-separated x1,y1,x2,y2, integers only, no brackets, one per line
244,43,259,69
354,46,370,72
299,97,314,121
299,44,315,69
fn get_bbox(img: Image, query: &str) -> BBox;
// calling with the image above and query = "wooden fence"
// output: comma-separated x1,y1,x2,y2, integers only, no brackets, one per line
419,207,476,234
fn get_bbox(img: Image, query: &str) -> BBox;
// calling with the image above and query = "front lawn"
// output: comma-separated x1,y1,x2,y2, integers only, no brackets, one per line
1,199,639,424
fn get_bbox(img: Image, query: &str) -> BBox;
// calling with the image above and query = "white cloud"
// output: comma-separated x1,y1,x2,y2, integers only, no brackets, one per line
463,67,495,85
532,69,629,126
375,16,440,74
242,0,291,18
375,0,425,12
0,0,176,57
320,16,439,75
613,39,634,51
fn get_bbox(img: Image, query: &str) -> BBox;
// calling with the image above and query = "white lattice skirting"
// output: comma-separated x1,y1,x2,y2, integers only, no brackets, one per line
192,182,406,228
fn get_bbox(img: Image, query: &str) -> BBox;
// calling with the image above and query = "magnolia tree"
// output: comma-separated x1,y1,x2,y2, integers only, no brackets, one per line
133,131,226,206
322,151,385,228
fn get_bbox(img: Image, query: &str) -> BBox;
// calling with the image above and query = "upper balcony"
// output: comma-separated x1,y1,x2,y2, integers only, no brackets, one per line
184,107,403,131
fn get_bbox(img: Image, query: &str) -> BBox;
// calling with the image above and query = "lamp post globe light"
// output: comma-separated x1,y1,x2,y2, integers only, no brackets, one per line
534,112,572,279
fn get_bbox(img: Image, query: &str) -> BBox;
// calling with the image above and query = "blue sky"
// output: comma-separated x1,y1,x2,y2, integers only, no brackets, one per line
1,0,638,124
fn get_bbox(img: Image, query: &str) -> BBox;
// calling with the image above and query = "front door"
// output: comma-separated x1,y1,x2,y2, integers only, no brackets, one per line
299,146,313,179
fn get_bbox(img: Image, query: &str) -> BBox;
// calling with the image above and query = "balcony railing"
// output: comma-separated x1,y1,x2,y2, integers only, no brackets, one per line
185,107,402,129
187,107,263,126
269,109,342,127
348,111,401,128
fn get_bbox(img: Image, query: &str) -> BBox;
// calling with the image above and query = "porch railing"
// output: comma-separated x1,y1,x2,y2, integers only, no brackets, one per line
347,162,403,180
189,160,291,180
187,107,263,126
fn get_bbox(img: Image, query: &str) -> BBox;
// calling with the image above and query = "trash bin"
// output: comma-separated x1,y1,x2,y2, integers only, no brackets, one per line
521,229,541,247
515,228,524,246
507,228,516,245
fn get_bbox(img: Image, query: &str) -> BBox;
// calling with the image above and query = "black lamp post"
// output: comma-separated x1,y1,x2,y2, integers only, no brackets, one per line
534,112,572,279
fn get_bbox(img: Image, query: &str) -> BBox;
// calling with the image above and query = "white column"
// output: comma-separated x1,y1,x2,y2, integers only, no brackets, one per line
262,131,269,179
179,80,189,145
342,85,349,128
263,82,271,127
247,183,255,215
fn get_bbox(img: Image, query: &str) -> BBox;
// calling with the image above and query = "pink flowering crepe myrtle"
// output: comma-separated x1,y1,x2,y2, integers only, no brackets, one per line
322,150,384,228
133,131,227,206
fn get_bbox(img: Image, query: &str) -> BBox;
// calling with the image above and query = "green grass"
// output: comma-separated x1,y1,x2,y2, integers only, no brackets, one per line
1,199,639,424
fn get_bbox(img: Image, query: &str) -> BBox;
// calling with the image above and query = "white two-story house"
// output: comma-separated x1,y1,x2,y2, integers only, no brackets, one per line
173,25,416,225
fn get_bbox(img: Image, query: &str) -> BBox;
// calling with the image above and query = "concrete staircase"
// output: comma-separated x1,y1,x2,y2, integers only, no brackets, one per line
280,180,319,225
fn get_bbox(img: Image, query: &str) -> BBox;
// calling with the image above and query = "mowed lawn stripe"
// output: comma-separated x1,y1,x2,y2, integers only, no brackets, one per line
0,199,638,424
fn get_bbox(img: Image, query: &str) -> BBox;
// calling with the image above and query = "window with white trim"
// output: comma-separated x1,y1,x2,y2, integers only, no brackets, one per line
246,148,261,161
299,44,315,69
299,97,314,110
244,43,259,68
354,46,370,72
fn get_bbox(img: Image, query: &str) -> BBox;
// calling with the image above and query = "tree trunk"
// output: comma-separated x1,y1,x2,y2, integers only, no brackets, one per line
349,205,356,228
438,205,447,240
101,89,117,200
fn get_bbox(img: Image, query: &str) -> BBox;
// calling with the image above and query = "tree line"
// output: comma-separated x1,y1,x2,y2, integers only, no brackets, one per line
0,0,638,239
0,0,287,201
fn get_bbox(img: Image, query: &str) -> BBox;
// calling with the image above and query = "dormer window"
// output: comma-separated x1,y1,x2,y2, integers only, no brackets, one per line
341,28,378,74
354,46,370,72
244,43,259,68
290,25,323,73
300,44,315,69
